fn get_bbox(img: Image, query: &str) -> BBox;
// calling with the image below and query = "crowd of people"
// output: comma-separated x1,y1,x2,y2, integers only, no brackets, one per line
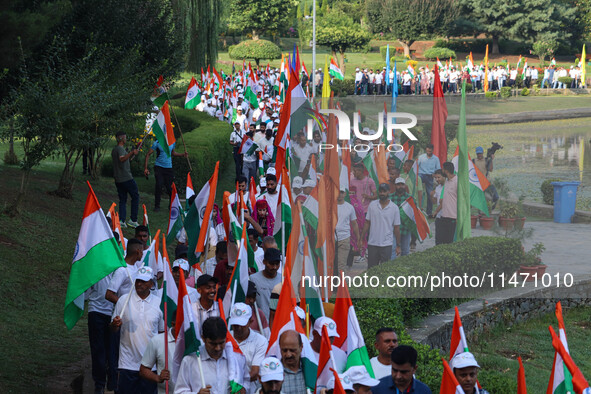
95,59,506,394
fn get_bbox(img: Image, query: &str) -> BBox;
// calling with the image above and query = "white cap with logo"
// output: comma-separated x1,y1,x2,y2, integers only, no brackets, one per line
451,352,480,369
172,259,190,271
313,316,339,337
344,365,380,387
228,302,252,327
259,356,284,382
135,266,153,282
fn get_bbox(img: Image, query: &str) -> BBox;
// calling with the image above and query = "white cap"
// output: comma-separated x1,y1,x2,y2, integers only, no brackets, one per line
395,177,406,184
259,102,265,109
172,259,190,271
292,176,304,189
451,352,480,370
344,366,380,387
228,302,252,327
327,372,353,391
303,179,316,188
313,316,339,337
259,357,284,383
135,266,153,282
266,167,276,175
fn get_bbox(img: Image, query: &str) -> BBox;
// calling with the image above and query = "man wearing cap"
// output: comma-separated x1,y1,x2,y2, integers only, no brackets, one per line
335,188,360,272
370,328,398,379
256,357,284,394
372,345,432,394
451,352,489,394
390,178,413,258
176,317,249,393
249,248,282,320
310,317,346,372
111,131,140,228
230,303,269,393
292,176,304,201
231,121,245,178
279,330,308,394
472,146,499,210
143,139,188,212
157,258,198,303
354,67,363,95
433,162,457,245
417,144,440,216
111,266,164,394
106,239,144,305
193,274,220,334
361,183,401,268
344,365,380,393
139,310,176,394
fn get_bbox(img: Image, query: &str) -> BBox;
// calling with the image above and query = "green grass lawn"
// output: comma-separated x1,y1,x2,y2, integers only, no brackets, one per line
471,305,591,393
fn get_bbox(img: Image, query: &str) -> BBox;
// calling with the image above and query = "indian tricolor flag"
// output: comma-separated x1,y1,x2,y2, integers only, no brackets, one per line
440,358,464,394
160,233,178,327
450,307,469,360
185,77,201,109
273,167,292,252
166,183,184,243
172,268,202,382
189,162,219,259
549,325,591,394
452,146,490,216
266,270,318,390
333,279,374,375
222,191,242,243
152,101,176,157
186,172,195,209
141,228,162,275
316,326,339,392
64,182,126,330
329,58,344,80
222,225,250,317
399,197,431,243
548,301,574,394
407,64,415,78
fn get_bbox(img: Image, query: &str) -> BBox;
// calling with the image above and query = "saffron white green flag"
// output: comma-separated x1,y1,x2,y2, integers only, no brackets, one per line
166,183,184,243
329,58,344,80
222,225,249,318
64,183,126,330
152,101,176,157
399,198,431,243
451,147,490,216
160,234,178,327
185,77,201,109
548,302,574,394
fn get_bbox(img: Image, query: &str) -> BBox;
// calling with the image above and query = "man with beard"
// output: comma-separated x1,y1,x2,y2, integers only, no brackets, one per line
361,184,401,268
258,174,280,218
370,328,399,379
256,357,284,394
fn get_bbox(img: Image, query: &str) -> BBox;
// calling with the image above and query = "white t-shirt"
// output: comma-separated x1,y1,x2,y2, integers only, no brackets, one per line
365,200,401,247
370,357,392,380
254,247,265,272
108,264,139,298
292,143,315,173
140,329,177,394
112,291,164,370
335,202,356,241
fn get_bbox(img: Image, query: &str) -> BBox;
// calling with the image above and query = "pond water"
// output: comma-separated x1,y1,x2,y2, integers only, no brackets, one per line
464,118,591,210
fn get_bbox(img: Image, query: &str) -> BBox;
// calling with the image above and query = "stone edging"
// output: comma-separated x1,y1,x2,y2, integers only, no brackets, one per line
407,277,591,352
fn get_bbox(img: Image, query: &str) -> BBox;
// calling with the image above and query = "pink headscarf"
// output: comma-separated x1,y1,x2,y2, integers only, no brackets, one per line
212,204,223,225
253,199,275,236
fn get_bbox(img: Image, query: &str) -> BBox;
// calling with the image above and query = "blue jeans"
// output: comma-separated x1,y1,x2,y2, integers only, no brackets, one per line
88,312,117,391
242,160,257,183
420,174,434,215
391,232,411,259
117,369,157,394
115,179,139,222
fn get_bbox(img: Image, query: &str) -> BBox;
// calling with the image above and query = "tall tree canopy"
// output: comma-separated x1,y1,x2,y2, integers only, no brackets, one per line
229,0,298,40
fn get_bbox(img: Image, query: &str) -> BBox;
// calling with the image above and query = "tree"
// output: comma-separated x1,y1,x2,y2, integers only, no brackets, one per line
531,38,558,62
228,0,297,40
465,0,576,54
366,0,459,57
229,39,282,66
301,10,371,74
186,0,221,73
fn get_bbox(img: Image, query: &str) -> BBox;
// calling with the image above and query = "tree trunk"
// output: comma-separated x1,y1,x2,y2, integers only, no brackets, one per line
492,35,499,55
5,169,30,216
399,40,414,57
339,51,346,76
4,121,18,165
252,30,259,40
54,148,82,199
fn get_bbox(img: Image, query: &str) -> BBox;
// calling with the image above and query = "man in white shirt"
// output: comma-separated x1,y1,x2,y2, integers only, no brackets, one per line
309,317,347,373
175,317,249,393
111,266,164,394
105,239,144,305
193,274,220,334
292,131,314,176
370,328,399,379
229,303,269,393
433,162,457,245
204,241,228,277
361,183,401,268
230,122,244,178
258,174,280,217
354,67,363,95
139,318,176,394
236,107,247,132
335,189,360,272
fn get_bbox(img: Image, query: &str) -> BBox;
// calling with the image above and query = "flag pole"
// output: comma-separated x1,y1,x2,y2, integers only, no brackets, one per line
197,354,206,388
164,300,169,394
165,92,193,171
322,244,329,301
253,301,266,337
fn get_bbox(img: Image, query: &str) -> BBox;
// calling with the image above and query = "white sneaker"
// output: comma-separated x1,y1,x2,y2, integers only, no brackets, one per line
126,220,139,228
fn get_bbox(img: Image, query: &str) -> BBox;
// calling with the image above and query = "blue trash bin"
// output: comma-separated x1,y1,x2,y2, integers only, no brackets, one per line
551,181,581,223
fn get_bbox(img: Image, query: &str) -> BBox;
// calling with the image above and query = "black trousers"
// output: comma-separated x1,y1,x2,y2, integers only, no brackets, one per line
435,217,456,245
154,165,174,209
367,245,393,269
88,312,117,391
233,146,243,178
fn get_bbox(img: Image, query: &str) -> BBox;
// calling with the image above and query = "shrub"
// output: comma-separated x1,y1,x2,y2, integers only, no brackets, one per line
478,370,517,393
520,87,530,96
433,38,529,55
423,47,456,61
228,39,281,66
500,86,512,98
331,79,355,96
485,91,498,99
465,82,473,92
406,60,418,70
558,76,573,86
541,178,561,205
170,107,203,135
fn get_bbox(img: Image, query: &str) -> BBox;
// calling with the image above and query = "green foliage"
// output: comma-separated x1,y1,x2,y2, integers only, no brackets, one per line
523,242,545,266
229,39,282,65
185,0,221,73
228,0,297,39
558,76,574,85
171,107,203,134
478,370,517,393
531,38,558,61
331,79,356,96
500,86,512,98
541,178,561,204
466,82,473,91
485,91,499,99
422,47,457,60
433,38,530,55
520,87,530,96
499,201,519,218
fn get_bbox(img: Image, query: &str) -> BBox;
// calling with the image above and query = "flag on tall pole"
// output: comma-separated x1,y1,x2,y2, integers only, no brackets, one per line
160,234,178,327
64,182,126,329
431,64,448,167
483,45,489,92
315,326,339,392
222,224,250,317
322,56,332,109
451,147,490,216
391,61,398,112
329,58,344,80
548,326,591,394
186,172,195,209
581,44,586,88
385,45,391,86
455,80,471,241
152,101,176,158
547,301,574,394
449,307,469,360
166,183,184,243
185,77,201,109
440,358,464,394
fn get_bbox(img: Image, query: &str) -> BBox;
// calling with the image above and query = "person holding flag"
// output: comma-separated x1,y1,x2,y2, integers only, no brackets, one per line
143,138,188,213
111,131,140,228
389,177,413,258
433,162,457,245
451,352,490,394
